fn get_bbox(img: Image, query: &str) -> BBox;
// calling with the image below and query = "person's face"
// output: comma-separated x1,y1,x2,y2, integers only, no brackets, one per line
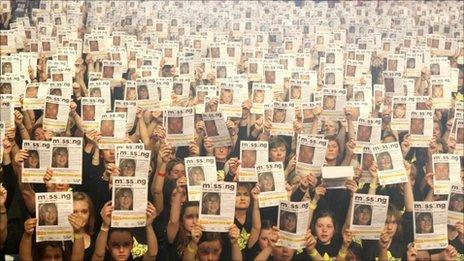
410,119,424,134
393,104,406,118
298,145,314,164
259,173,274,192
362,154,374,170
434,163,449,180
418,215,433,233
102,149,115,164
315,216,335,245
324,97,336,110
0,35,7,45
90,89,101,97
126,88,136,100
356,207,372,225
384,215,398,237
26,87,38,98
282,214,297,232
323,121,337,135
450,197,463,212
204,121,218,136
253,90,264,103
173,84,183,95
220,90,233,104
258,229,271,249
303,109,314,121
83,105,95,121
235,186,251,209
326,73,335,84
108,231,133,261
189,168,204,185
377,153,392,170
120,161,135,177
273,109,286,123
272,246,295,261
357,125,371,142
28,152,39,168
198,240,222,261
73,200,90,226
432,86,443,98
327,54,335,63
241,150,257,168
43,42,51,51
182,206,199,233
354,91,364,101
89,41,98,51
103,66,114,78
42,246,63,261
2,63,12,74
217,67,226,78
291,87,301,99
168,117,183,134
265,71,275,83
170,163,185,180
213,146,230,161
138,87,148,99
249,63,257,73
430,64,439,75
101,120,114,136
269,145,286,162
407,59,415,68
205,195,220,214
41,205,57,225
54,149,68,168
117,191,133,210
325,140,339,161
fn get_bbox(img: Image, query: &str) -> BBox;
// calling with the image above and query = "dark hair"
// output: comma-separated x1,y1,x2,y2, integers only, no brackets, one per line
386,205,403,236
33,241,67,261
176,201,200,256
311,210,337,236
199,232,222,245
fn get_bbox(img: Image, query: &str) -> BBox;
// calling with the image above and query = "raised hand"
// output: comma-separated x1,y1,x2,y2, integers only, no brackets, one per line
146,202,157,225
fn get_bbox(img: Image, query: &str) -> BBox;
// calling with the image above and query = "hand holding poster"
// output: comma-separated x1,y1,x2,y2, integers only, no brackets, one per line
35,192,73,242
295,135,327,177
21,140,51,183
111,177,148,227
239,141,268,182
371,142,407,186
277,200,310,249
413,201,448,250
199,182,236,232
185,156,217,201
256,162,287,208
321,166,354,189
349,193,389,240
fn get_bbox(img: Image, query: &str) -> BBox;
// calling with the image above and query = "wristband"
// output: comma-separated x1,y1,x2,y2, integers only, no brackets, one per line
158,171,166,177
100,225,109,232
187,243,198,253
74,233,84,239
369,183,378,190
308,249,319,257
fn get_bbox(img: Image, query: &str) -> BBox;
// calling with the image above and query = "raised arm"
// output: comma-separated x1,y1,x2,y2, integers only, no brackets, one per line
248,185,262,248
166,183,185,243
92,201,112,260
143,202,158,261
19,218,37,261
68,213,86,261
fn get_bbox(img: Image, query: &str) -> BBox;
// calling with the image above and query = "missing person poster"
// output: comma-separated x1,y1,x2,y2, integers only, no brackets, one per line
199,182,237,232
81,97,106,132
21,140,51,183
35,192,73,242
277,201,310,249
117,149,151,177
202,112,232,148
295,135,327,177
413,201,448,250
321,166,354,189
409,110,433,147
391,96,415,131
350,193,389,240
239,141,269,182
432,154,460,195
447,184,463,226
50,137,83,184
371,142,407,186
23,83,45,110
256,162,287,208
43,95,70,133
163,107,195,147
111,177,148,227
114,143,145,164
99,113,126,149
270,101,295,136
114,100,137,131
185,156,217,201
320,88,347,120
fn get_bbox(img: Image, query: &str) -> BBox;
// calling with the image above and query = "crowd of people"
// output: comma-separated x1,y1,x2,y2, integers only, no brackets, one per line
0,0,463,260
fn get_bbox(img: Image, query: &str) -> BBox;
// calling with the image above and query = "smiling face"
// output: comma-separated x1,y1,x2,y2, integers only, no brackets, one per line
100,120,115,137
203,193,220,214
115,189,133,210
298,145,314,164
40,204,58,225
323,96,336,110
393,104,406,118
220,89,233,104
188,167,205,186
26,150,40,168
253,89,265,103
354,205,372,225
120,159,136,177
45,103,59,119
82,105,95,121
273,109,286,123
417,213,433,233
376,152,393,171
258,172,275,192
53,148,68,168
357,125,372,142
168,117,183,134
281,212,297,233
434,163,449,180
